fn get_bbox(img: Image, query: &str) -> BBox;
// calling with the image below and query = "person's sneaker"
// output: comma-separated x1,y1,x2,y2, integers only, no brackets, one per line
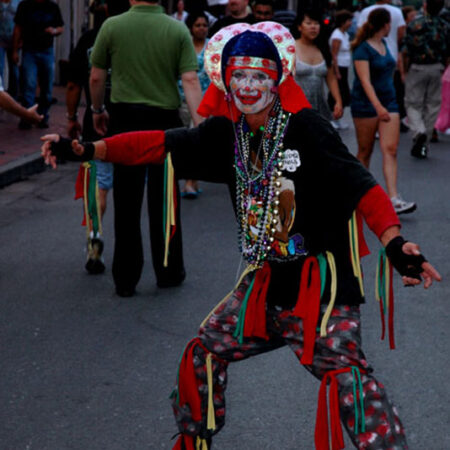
18,119,32,130
337,119,349,130
85,237,105,274
391,195,417,215
181,185,198,199
411,133,428,159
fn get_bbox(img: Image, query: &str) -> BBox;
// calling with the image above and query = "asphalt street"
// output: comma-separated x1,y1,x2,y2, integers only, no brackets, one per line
0,124,449,449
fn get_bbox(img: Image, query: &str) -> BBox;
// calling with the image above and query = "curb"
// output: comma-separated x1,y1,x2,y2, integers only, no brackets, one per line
0,152,45,189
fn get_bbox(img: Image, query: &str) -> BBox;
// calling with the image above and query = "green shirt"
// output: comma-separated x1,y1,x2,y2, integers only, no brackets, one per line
90,4,198,108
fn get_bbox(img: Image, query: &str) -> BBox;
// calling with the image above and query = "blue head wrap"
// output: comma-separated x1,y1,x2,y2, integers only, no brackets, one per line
221,30,283,89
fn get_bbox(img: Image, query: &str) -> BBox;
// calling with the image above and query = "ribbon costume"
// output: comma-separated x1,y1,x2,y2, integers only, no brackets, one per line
48,22,438,449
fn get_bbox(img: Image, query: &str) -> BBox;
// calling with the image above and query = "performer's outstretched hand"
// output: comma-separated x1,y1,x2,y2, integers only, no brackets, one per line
40,135,93,168
386,236,442,288
40,134,61,168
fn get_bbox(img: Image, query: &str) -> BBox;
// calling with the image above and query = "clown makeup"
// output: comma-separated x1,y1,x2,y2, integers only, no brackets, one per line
229,68,276,114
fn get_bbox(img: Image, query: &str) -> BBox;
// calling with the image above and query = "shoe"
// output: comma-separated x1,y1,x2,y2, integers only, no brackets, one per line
181,185,198,200
411,133,428,159
337,119,349,130
375,131,379,140
430,128,439,143
330,120,339,130
37,120,49,129
391,195,417,215
157,270,186,288
18,119,32,130
115,286,136,297
85,237,105,274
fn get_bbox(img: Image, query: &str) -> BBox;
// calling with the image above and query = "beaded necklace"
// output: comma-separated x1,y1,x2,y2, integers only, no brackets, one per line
234,100,291,268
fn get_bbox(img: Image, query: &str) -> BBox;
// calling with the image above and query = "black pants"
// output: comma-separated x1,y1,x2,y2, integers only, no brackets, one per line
328,66,350,110
108,103,185,291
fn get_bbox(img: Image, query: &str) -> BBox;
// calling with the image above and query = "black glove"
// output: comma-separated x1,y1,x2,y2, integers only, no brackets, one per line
50,137,95,162
385,236,427,280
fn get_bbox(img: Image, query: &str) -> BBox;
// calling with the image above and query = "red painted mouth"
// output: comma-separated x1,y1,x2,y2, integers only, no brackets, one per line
236,91,262,105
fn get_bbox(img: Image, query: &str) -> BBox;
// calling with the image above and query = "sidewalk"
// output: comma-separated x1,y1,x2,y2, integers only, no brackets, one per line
0,86,77,188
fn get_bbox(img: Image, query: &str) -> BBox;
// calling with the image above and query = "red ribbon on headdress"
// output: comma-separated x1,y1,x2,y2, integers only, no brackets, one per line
198,74,310,120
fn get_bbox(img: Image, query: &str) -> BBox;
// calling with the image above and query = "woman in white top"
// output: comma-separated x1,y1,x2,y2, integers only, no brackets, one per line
294,9,343,122
172,0,189,22
328,9,353,129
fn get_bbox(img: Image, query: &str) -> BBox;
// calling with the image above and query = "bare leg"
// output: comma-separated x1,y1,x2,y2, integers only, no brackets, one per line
353,117,378,169
98,187,108,218
378,113,400,199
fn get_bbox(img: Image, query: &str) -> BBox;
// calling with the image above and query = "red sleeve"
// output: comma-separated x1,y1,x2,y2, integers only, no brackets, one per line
103,130,166,165
356,185,401,240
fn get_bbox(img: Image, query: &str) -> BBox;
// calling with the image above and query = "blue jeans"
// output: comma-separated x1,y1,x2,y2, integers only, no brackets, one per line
21,48,54,121
0,45,19,97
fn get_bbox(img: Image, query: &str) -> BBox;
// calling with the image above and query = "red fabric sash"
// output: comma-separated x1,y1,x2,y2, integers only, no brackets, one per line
291,256,321,365
178,338,202,423
315,368,352,450
243,263,272,340
74,164,88,226
173,434,195,450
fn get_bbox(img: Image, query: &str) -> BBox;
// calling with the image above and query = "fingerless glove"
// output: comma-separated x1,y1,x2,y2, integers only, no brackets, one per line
50,137,95,162
385,236,427,280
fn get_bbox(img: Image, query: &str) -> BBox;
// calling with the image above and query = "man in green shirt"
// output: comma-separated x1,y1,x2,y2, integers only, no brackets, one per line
89,0,203,296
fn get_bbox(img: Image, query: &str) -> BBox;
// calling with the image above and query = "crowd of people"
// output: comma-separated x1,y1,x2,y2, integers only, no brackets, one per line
1,0,448,449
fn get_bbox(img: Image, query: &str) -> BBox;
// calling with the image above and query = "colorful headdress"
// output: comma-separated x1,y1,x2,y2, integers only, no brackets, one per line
199,21,310,119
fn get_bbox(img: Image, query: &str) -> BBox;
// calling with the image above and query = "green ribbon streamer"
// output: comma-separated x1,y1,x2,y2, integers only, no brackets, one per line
351,367,360,435
317,253,327,299
351,366,366,435
87,161,99,235
233,274,256,344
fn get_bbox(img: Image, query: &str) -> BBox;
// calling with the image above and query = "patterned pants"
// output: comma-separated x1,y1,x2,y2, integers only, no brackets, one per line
172,274,408,449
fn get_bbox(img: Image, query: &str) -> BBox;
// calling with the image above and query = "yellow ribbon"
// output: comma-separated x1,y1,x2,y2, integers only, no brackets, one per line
196,436,208,450
349,211,364,297
163,154,176,268
320,251,337,337
206,353,216,431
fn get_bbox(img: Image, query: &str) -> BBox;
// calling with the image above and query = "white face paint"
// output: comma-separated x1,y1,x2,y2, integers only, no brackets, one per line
229,68,276,114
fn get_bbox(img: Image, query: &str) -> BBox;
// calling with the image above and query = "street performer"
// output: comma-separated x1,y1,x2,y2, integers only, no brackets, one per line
41,22,440,450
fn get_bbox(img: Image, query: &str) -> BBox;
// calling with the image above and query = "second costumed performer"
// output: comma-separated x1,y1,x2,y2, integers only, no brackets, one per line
41,22,441,450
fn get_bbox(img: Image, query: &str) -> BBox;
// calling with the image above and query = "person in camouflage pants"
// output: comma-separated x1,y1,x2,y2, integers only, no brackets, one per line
171,272,407,449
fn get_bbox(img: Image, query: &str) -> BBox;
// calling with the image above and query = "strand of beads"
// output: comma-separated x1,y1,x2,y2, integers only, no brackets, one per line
234,102,291,268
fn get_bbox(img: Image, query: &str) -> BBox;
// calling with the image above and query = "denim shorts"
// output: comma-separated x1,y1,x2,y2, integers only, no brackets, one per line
95,160,113,190
351,96,399,118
